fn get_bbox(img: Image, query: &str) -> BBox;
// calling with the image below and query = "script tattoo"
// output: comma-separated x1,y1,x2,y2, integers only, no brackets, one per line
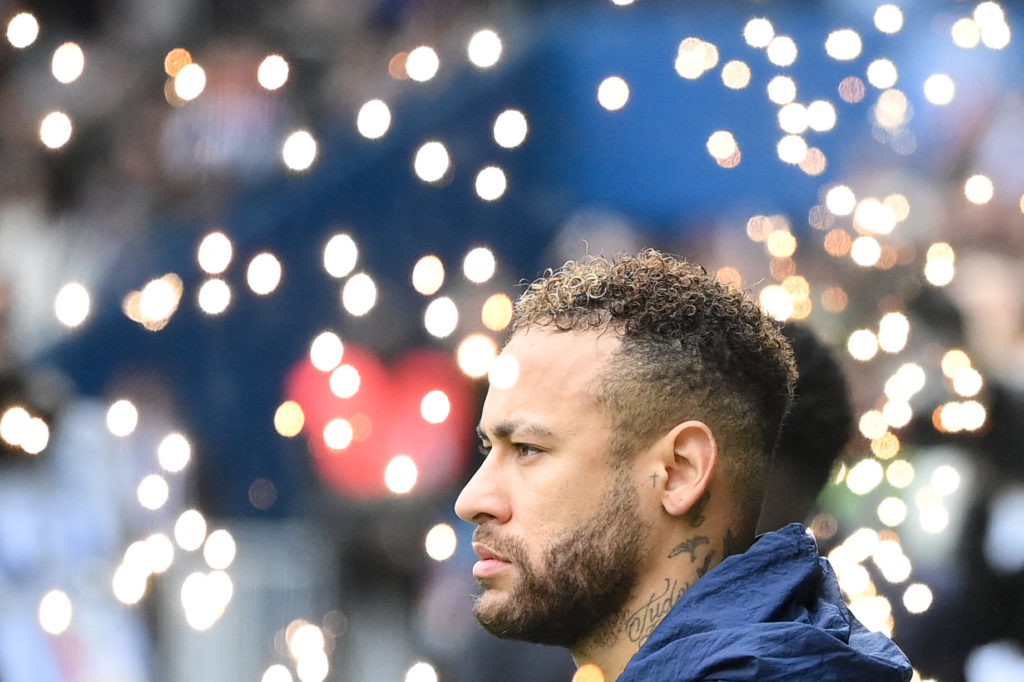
668,535,710,561
626,578,688,648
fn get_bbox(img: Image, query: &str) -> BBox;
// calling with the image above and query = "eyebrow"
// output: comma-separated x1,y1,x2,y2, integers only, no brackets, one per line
477,421,557,442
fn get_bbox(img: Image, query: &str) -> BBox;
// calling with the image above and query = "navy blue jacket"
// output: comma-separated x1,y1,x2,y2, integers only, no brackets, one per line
618,524,914,681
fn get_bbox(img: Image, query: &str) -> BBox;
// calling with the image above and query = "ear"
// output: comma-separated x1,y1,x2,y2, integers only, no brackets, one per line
659,420,718,517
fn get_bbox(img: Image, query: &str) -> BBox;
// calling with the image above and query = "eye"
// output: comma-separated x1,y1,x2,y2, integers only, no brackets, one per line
514,443,543,458
477,441,492,457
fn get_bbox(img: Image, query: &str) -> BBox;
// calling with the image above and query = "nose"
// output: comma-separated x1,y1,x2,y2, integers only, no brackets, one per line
454,453,509,525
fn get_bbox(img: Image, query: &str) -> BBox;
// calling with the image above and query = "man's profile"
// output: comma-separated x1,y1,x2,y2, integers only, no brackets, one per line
455,249,912,681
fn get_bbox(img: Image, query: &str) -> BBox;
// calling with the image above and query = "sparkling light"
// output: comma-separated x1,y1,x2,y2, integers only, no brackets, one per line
766,36,798,67
54,282,90,327
341,273,377,316
257,54,289,90
952,18,982,48
323,418,354,450
357,99,392,140
198,231,233,274
457,334,498,378
164,48,192,77
767,76,797,104
878,312,910,353
721,60,751,89
675,38,718,79
146,533,175,574
263,664,294,682
859,409,889,440
924,242,956,286
405,662,438,682
40,111,73,149
310,331,345,372
7,12,39,49
407,46,440,82
282,130,318,172
329,364,361,399
778,103,809,135
412,255,445,295
274,401,305,438
848,329,879,361
482,293,514,331
468,29,503,68
420,390,451,424
941,349,972,378
825,29,863,61
323,233,358,279
866,59,898,89
107,399,139,437
52,42,85,83
475,165,507,201
903,583,933,614
181,570,233,631
39,590,73,635
158,432,192,473
965,174,994,204
424,297,459,338
493,109,528,148
197,279,231,315
175,509,208,551
743,18,775,48
886,459,916,489
874,5,904,34
758,285,794,322
204,529,237,570
385,455,418,494
826,185,857,216
777,135,808,164
174,63,206,101
137,474,170,510
463,246,496,283
850,236,882,267
247,252,283,295
597,76,630,110
424,523,458,561
414,141,451,182
874,89,910,130
488,352,520,390
878,497,908,526
706,130,739,160
952,366,983,397
924,74,956,105
847,458,884,495
807,100,837,131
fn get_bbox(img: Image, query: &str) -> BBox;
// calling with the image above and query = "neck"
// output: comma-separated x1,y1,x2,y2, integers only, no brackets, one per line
570,518,750,681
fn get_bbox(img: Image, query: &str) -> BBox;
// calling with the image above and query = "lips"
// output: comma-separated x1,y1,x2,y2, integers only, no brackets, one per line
471,541,513,579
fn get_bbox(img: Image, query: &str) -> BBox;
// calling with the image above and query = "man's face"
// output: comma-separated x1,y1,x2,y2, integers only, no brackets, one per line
454,329,652,648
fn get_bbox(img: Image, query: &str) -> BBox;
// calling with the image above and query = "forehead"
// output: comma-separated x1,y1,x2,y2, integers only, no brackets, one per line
480,328,620,428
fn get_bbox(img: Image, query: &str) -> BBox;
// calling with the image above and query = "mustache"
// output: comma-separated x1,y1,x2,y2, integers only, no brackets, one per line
473,526,526,563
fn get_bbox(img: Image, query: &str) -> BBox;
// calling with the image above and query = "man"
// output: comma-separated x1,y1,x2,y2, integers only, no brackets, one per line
757,321,854,534
455,250,912,681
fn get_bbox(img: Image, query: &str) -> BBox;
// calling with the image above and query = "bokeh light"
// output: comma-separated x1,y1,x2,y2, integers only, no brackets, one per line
597,76,630,110
282,130,318,172
257,54,289,90
52,42,85,83
357,99,392,139
54,282,91,327
468,29,503,68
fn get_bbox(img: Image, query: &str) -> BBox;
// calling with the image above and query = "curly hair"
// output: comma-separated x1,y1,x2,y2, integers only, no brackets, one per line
512,249,796,529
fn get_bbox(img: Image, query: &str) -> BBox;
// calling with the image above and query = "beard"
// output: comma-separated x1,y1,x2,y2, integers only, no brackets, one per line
471,469,649,649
